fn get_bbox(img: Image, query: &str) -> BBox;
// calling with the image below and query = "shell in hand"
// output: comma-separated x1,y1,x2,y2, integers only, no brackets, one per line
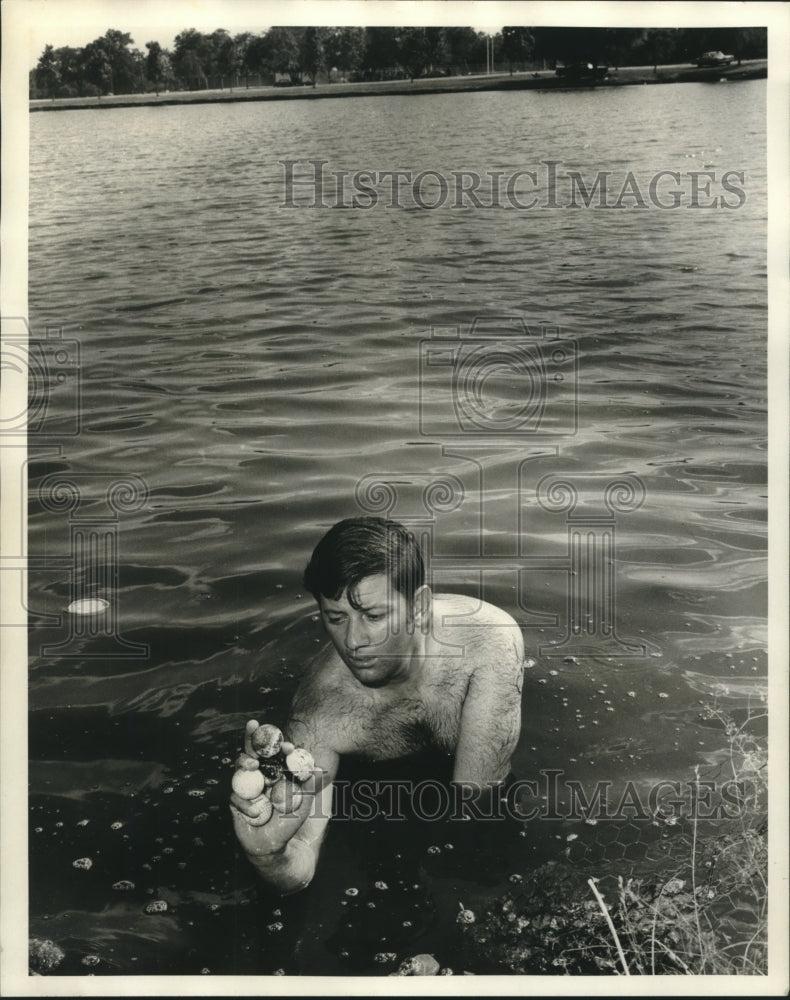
231,768,266,800
248,796,273,823
251,724,283,758
270,777,303,813
285,747,315,783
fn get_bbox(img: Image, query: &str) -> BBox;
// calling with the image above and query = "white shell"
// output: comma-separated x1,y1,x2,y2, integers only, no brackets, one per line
285,747,315,783
249,796,273,823
270,777,303,812
231,769,266,800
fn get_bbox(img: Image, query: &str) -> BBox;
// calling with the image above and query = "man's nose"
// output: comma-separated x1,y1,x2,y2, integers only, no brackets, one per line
346,617,370,651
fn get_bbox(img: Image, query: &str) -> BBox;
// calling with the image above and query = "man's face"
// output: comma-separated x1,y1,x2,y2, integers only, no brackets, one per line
318,574,420,686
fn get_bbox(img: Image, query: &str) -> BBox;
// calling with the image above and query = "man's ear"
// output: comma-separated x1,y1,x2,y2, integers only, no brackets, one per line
412,585,432,632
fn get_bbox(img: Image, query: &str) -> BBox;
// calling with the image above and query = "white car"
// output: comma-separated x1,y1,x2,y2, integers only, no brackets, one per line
694,51,734,67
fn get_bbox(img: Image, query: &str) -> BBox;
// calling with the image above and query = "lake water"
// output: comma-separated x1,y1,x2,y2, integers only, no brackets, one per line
27,81,767,976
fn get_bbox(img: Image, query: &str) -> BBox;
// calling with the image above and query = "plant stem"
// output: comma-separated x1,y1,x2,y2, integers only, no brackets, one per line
690,766,705,973
587,878,630,976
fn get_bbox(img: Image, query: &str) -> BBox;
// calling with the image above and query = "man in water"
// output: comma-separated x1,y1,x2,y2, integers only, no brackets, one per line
230,516,525,894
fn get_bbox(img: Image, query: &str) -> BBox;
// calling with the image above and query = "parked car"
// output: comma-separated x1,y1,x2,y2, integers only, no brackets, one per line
694,51,734,67
555,63,609,82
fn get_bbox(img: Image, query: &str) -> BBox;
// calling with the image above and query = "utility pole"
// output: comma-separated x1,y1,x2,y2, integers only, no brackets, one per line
485,35,496,74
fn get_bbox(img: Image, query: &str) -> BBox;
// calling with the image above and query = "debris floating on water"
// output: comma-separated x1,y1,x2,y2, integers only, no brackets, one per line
67,598,109,615
29,938,65,974
72,857,93,870
145,900,168,914
395,953,440,976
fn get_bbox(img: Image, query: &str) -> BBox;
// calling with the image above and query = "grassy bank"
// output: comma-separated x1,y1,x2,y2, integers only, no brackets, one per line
30,59,766,113
460,705,768,976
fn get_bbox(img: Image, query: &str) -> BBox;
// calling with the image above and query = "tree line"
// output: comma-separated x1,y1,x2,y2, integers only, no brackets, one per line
30,25,767,99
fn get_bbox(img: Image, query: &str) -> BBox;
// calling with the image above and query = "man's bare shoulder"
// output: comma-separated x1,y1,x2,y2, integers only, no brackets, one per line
432,592,524,659
294,645,353,705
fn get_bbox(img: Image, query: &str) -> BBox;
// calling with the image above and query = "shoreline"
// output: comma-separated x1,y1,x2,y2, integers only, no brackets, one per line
30,60,766,112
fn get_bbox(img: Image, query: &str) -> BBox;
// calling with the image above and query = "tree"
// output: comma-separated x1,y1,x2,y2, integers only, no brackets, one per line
55,46,84,94
424,27,447,73
362,27,400,79
233,32,255,84
716,26,767,65
646,29,678,72
81,41,113,94
397,27,431,81
501,26,533,74
243,32,271,81
210,29,240,89
532,26,613,68
300,26,324,87
323,27,364,80
35,44,60,99
443,27,483,74
81,30,141,93
173,29,211,89
266,27,301,83
145,41,173,94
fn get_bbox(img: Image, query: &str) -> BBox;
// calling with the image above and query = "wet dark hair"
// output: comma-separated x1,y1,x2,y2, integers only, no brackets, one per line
303,517,425,608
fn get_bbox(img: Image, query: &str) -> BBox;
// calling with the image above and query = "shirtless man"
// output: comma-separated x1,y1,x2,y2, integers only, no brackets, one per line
230,516,525,895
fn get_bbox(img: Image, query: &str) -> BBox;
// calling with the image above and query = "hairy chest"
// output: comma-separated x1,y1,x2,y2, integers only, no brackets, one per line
346,681,467,761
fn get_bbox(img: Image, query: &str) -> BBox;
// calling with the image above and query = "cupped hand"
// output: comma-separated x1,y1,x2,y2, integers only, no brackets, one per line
229,719,326,858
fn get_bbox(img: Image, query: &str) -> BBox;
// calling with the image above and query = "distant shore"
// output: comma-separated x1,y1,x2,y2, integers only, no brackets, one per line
30,59,766,113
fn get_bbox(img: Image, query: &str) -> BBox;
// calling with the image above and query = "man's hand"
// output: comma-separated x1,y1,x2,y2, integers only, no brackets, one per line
229,720,333,893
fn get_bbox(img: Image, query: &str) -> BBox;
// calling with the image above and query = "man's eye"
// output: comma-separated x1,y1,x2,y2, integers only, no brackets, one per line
326,615,344,625
365,613,383,622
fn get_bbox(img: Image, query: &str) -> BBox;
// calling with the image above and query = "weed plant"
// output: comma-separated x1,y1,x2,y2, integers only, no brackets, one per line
462,705,767,975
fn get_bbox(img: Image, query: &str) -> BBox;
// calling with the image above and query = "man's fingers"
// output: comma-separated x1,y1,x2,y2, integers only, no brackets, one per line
230,793,273,826
300,767,332,796
243,719,260,759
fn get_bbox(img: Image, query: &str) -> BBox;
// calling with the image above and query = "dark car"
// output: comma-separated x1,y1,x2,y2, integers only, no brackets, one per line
694,51,734,67
555,62,609,82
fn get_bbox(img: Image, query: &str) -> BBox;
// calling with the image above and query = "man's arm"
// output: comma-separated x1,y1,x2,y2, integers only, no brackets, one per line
233,741,338,896
230,662,342,895
452,629,524,795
